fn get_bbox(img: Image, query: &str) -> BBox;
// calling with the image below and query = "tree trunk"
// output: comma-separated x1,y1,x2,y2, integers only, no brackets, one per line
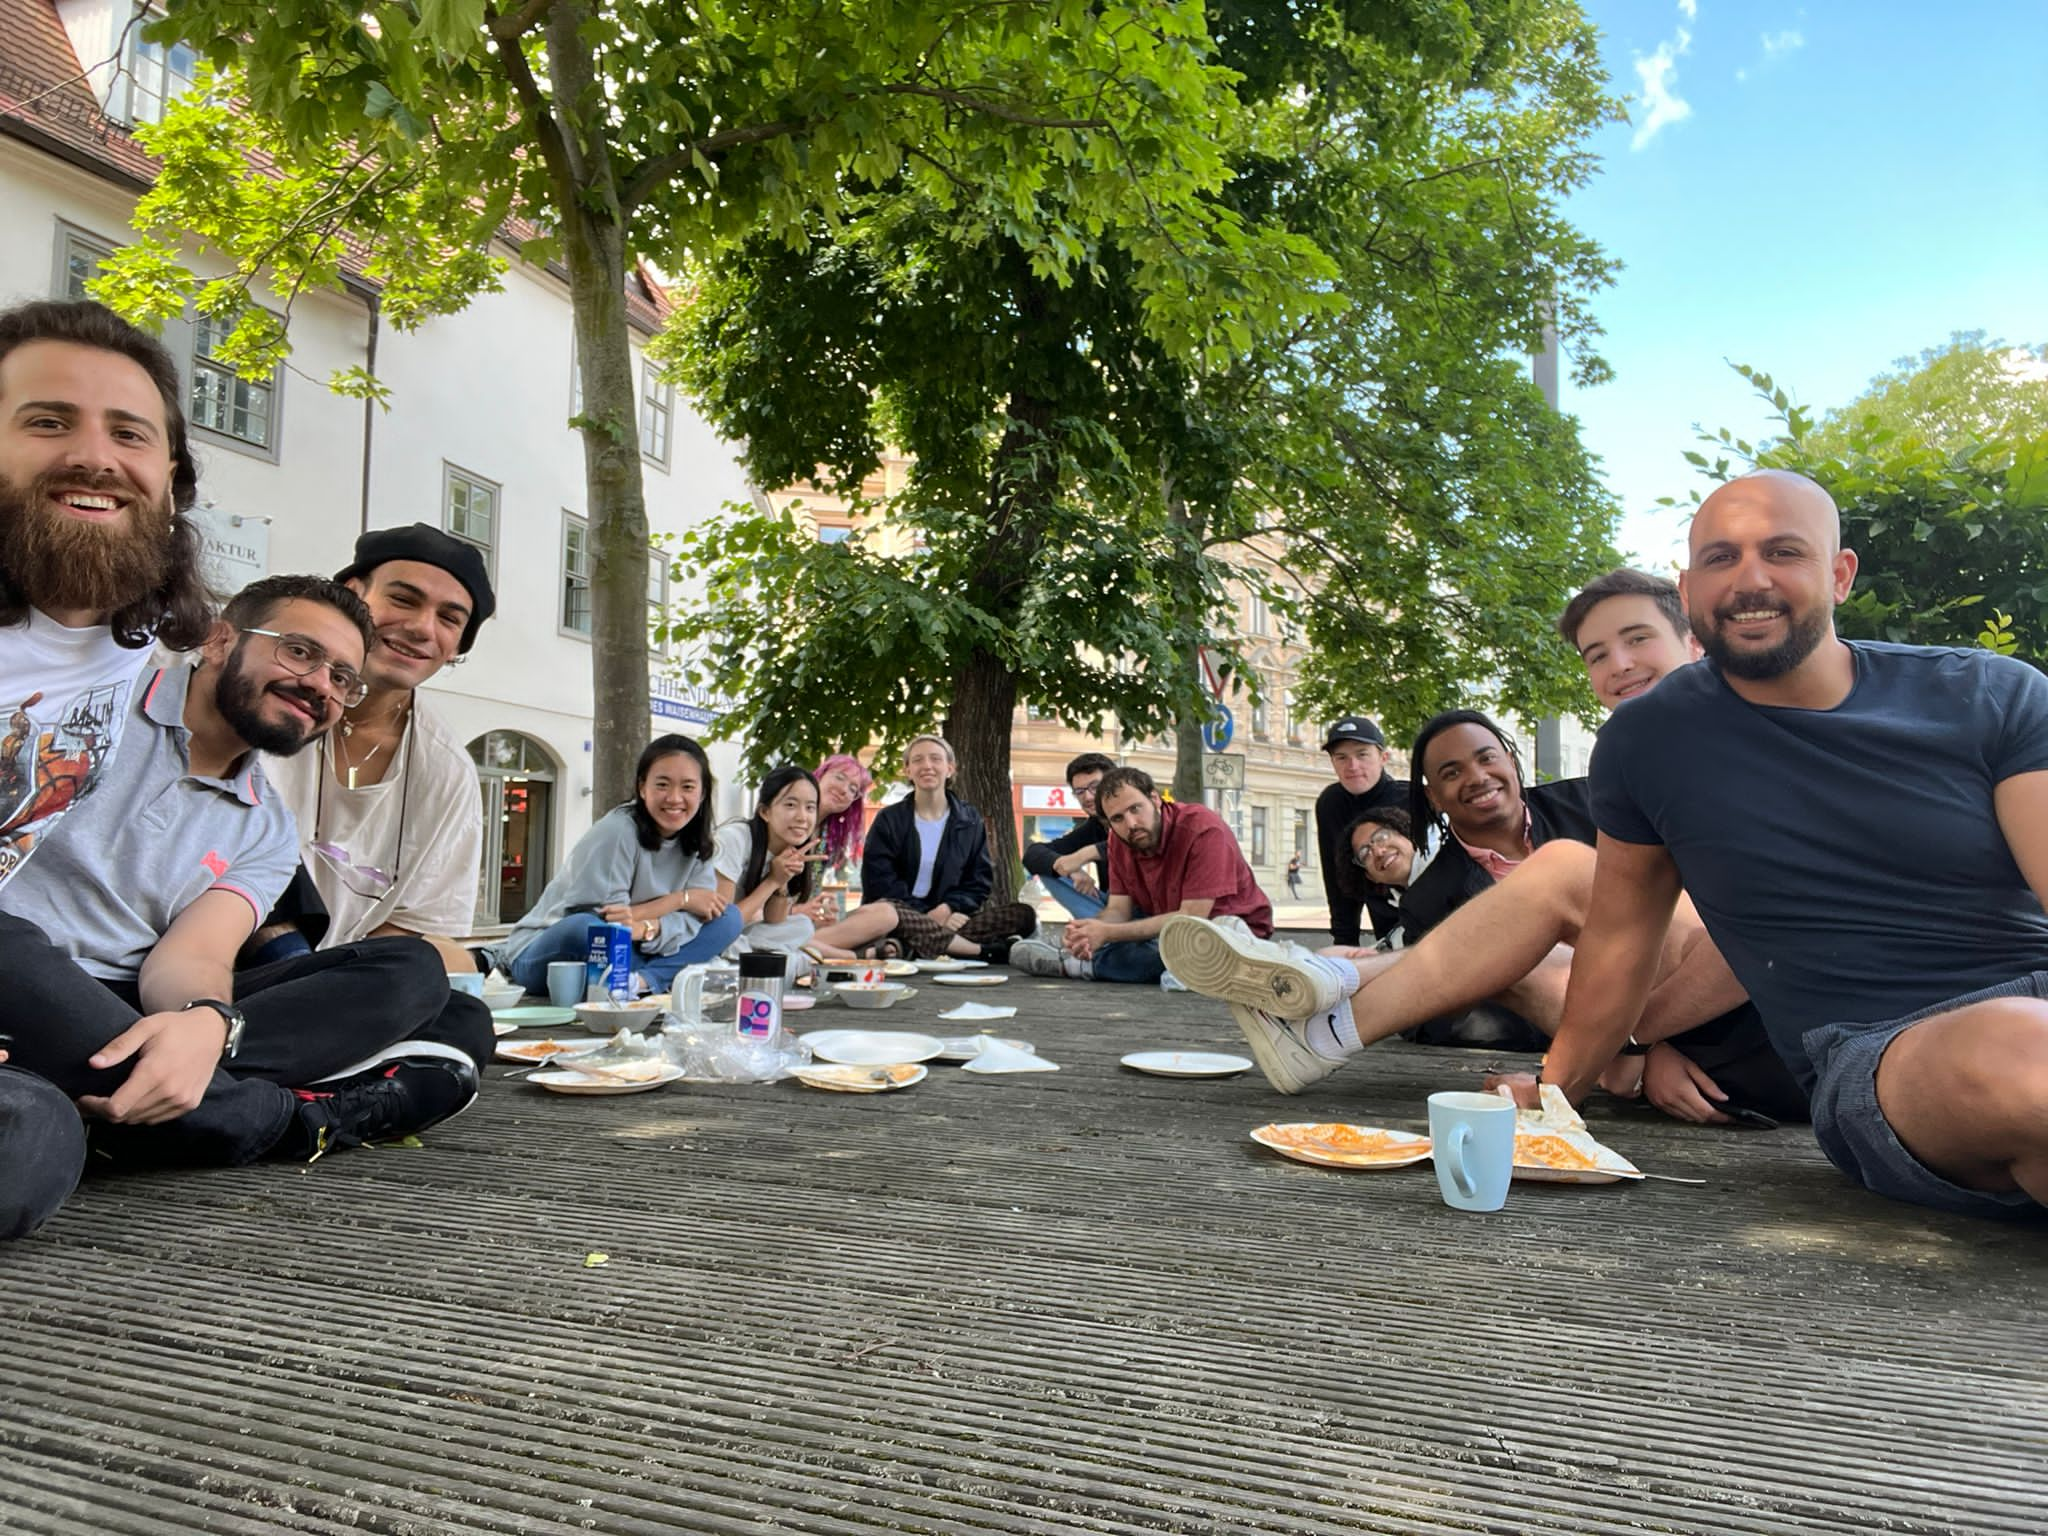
944,312,1059,902
949,647,1021,902
1164,476,1208,804
550,5,649,812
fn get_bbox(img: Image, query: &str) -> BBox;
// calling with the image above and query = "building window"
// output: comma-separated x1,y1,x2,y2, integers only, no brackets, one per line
189,314,277,450
640,363,673,468
1293,810,1311,865
1251,805,1268,865
117,8,197,127
1251,696,1270,741
444,464,499,576
55,226,114,300
648,550,669,656
1249,591,1271,635
561,513,592,636
815,521,854,545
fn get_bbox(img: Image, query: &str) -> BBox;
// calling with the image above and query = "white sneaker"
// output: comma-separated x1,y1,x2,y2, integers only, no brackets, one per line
1158,915,1350,1020
1229,1004,1346,1094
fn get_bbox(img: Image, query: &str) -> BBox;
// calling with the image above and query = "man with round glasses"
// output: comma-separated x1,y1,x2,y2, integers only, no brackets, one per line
3,572,491,1184
259,523,494,964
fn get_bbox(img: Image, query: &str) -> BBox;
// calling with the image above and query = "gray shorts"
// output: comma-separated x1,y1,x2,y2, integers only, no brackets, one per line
1803,972,2048,1218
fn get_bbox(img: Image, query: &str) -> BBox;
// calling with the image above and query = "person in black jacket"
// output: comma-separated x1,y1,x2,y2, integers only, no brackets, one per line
1021,751,1113,919
1313,717,1408,945
858,734,1035,961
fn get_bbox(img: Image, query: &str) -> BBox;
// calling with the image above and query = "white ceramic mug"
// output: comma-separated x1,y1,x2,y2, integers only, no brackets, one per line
1427,1090,1516,1213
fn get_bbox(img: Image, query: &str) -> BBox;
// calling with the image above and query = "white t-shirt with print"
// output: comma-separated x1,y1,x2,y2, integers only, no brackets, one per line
0,609,153,895
263,694,484,945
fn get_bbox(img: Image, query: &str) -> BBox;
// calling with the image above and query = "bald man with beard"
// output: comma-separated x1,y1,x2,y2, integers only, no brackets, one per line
1516,469,2048,1217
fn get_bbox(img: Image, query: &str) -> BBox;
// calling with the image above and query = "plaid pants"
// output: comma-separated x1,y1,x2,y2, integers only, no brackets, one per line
889,901,1037,959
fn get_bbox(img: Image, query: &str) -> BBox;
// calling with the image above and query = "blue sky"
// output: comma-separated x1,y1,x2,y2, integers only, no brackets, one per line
1560,1,2048,567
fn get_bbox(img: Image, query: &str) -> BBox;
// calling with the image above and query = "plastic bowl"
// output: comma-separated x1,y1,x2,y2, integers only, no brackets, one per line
836,983,910,1011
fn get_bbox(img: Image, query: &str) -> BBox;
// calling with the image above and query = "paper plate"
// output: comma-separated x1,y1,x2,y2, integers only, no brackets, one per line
799,1029,946,1065
1250,1123,1434,1170
1513,1131,1643,1183
911,957,970,972
929,973,1009,987
491,1019,521,1038
494,1005,578,1028
882,960,920,978
496,1037,610,1064
531,1061,685,1094
1121,1050,1253,1078
794,1062,928,1093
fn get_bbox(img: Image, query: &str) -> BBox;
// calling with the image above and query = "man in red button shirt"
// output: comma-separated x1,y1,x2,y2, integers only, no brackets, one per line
1009,766,1273,983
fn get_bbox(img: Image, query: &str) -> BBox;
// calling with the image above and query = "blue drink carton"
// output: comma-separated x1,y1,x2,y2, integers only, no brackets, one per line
584,920,634,1002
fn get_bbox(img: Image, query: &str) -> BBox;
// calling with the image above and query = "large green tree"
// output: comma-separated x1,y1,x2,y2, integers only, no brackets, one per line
665,0,1622,882
97,0,1280,804
1672,354,2048,663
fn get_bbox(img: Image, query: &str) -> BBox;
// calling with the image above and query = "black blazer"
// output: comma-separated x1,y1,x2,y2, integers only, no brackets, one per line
1315,773,1409,945
861,791,994,914
1400,778,1598,945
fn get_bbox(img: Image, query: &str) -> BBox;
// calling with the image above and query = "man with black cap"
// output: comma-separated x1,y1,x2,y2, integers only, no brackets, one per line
1313,717,1409,947
260,523,495,962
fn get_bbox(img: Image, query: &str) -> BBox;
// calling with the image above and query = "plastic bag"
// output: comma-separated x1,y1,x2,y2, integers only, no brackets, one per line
658,1015,811,1083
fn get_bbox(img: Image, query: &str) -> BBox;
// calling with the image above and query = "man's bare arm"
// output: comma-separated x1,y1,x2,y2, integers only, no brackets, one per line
1541,834,1683,1102
1994,770,2048,911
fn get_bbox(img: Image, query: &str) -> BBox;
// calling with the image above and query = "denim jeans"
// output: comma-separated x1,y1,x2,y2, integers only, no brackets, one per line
1092,937,1166,985
0,1066,86,1239
1042,875,1109,921
507,907,746,995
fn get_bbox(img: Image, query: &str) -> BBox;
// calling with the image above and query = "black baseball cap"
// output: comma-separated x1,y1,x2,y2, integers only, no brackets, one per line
1322,716,1387,752
335,523,497,654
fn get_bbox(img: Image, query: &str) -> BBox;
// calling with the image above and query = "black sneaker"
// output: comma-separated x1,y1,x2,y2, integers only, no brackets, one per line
291,1056,479,1161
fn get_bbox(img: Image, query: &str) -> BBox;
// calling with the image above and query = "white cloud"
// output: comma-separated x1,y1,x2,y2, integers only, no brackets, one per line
1678,0,1698,17
1761,28,1804,57
1631,27,1694,150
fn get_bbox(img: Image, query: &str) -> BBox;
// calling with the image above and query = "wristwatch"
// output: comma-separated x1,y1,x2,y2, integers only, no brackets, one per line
183,998,247,1058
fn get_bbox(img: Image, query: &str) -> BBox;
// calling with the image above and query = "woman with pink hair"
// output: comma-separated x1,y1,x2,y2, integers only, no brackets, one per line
811,754,872,875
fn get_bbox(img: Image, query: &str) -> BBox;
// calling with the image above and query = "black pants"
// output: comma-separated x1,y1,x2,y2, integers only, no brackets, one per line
0,1066,85,1239
0,912,492,1169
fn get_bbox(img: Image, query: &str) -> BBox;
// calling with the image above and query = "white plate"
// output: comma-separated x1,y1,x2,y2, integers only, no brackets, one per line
531,1062,686,1094
573,1000,665,1030
800,1029,947,1065
491,1019,521,1038
793,1062,928,1093
1121,1050,1254,1078
936,1035,1033,1062
494,1005,578,1029
496,1038,610,1064
912,957,970,972
1250,1123,1434,1170
929,973,1009,987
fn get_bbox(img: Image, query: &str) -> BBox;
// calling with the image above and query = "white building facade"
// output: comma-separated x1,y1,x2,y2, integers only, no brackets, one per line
1,0,757,932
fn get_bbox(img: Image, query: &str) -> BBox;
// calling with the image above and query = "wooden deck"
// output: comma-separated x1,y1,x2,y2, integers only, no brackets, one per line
3,964,2043,1534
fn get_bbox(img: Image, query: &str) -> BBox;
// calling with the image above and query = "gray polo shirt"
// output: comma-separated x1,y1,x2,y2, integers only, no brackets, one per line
2,664,299,981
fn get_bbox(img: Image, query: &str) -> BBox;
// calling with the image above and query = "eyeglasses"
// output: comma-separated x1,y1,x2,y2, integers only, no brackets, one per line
1353,828,1405,865
240,629,368,707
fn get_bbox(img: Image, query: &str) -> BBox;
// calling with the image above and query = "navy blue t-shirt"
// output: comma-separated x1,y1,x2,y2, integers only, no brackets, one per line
1590,641,2048,1088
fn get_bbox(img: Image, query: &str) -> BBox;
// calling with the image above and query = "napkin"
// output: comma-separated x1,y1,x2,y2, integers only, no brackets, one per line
963,1038,1058,1073
938,1002,1018,1021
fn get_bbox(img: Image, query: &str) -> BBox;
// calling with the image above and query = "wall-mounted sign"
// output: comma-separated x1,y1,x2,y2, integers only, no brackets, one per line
186,503,270,594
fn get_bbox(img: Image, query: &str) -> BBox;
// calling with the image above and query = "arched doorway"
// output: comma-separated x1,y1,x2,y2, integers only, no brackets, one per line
468,731,558,927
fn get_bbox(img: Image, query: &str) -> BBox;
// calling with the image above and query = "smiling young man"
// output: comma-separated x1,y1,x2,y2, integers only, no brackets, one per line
1161,568,1804,1127
1522,471,2048,1215
1010,765,1272,983
0,298,213,1237
1021,750,1115,920
0,575,493,1205
259,524,496,962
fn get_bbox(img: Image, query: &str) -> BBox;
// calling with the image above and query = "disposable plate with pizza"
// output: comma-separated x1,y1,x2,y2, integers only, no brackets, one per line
1507,1084,1643,1183
1249,1122,1434,1170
